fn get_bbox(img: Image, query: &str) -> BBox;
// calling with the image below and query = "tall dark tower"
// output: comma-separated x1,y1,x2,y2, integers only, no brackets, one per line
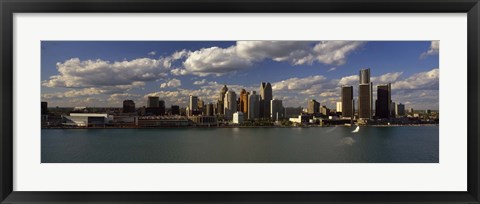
375,83,391,119
259,82,273,119
341,86,354,119
358,68,373,120
218,85,228,115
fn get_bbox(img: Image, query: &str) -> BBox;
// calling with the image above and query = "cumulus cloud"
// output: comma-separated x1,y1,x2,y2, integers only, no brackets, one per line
193,79,207,85
392,68,439,90
174,41,364,76
272,75,327,91
420,41,439,59
148,51,157,56
43,57,171,89
160,78,182,88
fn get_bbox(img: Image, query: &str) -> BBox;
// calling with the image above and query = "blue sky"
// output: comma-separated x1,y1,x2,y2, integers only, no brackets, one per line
41,41,439,110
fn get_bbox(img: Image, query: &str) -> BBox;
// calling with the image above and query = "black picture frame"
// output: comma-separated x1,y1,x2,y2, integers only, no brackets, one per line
1,0,479,203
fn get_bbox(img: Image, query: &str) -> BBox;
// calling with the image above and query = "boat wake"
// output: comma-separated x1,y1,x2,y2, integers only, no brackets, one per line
351,125,360,133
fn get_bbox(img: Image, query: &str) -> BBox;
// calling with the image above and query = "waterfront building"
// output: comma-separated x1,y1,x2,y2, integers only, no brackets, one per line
198,99,204,112
409,108,414,113
218,85,228,115
248,91,260,120
240,89,249,115
224,90,237,120
320,105,330,116
395,103,405,117
341,86,354,119
171,105,180,115
189,115,217,126
147,96,159,108
259,82,273,118
375,84,391,119
270,99,284,120
307,99,320,115
189,95,198,116
206,103,214,116
233,111,244,124
358,68,373,120
62,113,113,127
137,116,189,127
390,101,396,118
336,102,342,113
122,100,136,113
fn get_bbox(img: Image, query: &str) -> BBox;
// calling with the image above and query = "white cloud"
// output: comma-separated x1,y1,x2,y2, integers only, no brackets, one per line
420,41,439,59
311,41,365,65
193,79,207,85
338,75,359,86
148,51,157,56
160,78,182,88
174,41,364,76
272,75,327,91
182,46,253,77
327,67,337,72
43,57,170,88
392,68,439,90
372,72,403,84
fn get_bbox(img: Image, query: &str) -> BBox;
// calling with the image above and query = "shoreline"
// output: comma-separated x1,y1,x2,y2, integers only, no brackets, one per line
41,124,439,130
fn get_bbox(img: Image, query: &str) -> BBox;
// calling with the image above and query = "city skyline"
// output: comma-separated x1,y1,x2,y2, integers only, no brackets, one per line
41,41,439,109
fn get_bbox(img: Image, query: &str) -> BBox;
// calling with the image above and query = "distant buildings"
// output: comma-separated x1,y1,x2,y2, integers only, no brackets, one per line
217,85,228,115
307,99,320,115
259,82,272,118
147,96,159,108
270,99,284,120
122,100,135,113
240,89,249,115
375,84,391,119
224,90,237,120
320,105,330,116
336,102,342,113
248,91,260,120
206,103,214,116
395,103,405,117
358,68,373,120
233,111,244,124
284,107,303,118
41,101,48,115
189,95,198,116
171,105,180,115
341,86,353,119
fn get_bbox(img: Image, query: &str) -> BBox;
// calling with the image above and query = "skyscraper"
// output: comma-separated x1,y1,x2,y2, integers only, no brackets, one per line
189,95,198,116
240,89,249,114
122,100,136,113
218,85,228,115
206,103,214,116
396,103,405,117
307,99,320,115
341,86,354,119
171,105,180,115
270,99,284,120
358,84,372,119
224,90,237,120
147,96,159,108
320,105,330,116
375,84,391,119
259,82,272,118
336,102,342,113
41,101,48,115
248,91,260,120
358,68,373,120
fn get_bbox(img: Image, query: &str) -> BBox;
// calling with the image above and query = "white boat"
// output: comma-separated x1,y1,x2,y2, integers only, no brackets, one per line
351,126,360,133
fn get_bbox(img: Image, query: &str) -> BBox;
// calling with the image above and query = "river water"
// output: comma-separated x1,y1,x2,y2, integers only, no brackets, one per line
41,126,439,163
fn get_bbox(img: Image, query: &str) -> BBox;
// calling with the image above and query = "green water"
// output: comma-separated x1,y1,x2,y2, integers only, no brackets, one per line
41,126,439,163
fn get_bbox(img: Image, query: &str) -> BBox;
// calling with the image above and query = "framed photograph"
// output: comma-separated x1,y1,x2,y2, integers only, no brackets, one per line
1,0,479,203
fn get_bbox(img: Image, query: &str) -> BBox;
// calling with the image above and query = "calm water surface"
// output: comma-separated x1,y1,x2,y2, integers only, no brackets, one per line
41,126,439,163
